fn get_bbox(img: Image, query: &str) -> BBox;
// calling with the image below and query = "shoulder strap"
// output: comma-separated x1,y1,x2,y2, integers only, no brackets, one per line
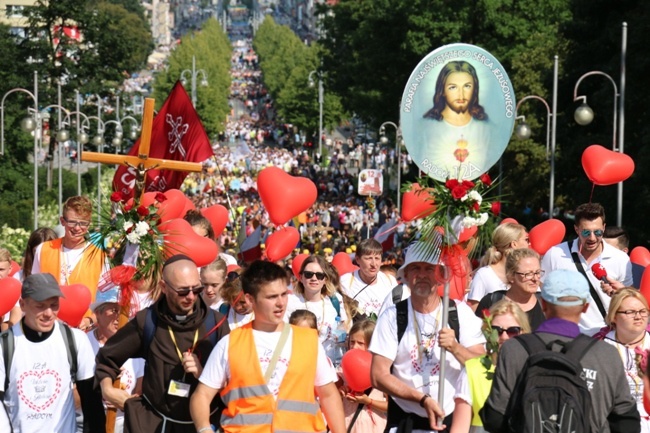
563,333,599,363
347,388,372,433
396,299,408,344
329,295,341,317
59,323,78,382
447,299,460,342
567,241,606,318
391,284,403,305
205,309,218,347
1,328,14,391
218,303,230,316
515,333,548,356
489,290,507,305
143,307,157,353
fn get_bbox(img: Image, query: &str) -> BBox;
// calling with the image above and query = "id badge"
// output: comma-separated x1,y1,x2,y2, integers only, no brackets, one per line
412,374,424,390
168,380,191,398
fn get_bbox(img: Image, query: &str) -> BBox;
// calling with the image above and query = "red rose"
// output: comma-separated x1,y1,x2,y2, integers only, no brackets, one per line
480,173,492,186
482,309,491,318
445,179,460,190
110,191,124,203
124,203,133,212
137,206,149,217
155,192,167,203
461,180,475,189
490,201,501,215
472,202,480,212
451,186,468,199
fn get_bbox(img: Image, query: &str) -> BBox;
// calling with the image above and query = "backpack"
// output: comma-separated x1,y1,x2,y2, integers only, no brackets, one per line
1,322,78,390
391,284,404,305
142,306,218,354
395,298,460,343
504,333,598,433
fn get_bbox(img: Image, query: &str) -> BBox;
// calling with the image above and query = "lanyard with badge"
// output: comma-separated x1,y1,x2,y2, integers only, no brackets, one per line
167,327,198,398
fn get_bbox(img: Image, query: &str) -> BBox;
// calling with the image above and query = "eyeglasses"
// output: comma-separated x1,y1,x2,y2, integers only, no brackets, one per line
62,217,91,228
616,309,650,318
514,270,545,280
580,229,604,238
492,326,522,337
302,271,326,280
164,280,204,297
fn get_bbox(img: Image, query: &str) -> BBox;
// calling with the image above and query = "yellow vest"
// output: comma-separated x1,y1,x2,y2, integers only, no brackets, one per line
465,356,495,426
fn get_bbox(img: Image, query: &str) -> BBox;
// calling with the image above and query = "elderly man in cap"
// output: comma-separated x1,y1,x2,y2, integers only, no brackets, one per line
481,269,640,433
0,273,104,432
95,254,230,433
370,242,485,432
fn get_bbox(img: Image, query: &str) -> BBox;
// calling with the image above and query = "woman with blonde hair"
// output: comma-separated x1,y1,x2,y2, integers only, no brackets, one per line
467,223,529,311
455,300,532,433
602,288,650,433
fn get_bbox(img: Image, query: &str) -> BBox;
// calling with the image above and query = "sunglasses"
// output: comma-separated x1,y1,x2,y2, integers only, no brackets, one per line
164,280,204,297
302,271,326,280
492,326,522,337
580,229,604,238
227,271,241,282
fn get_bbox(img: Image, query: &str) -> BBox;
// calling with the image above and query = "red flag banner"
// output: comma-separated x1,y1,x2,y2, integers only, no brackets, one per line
113,81,214,197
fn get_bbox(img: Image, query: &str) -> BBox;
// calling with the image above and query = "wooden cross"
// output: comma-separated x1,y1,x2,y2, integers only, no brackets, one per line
82,97,204,205
82,97,204,433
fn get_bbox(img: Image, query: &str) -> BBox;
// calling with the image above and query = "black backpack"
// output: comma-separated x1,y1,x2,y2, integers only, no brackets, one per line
504,333,598,433
395,298,460,343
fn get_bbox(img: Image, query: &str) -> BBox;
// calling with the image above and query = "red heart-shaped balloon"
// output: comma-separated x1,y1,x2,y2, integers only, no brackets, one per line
500,217,519,225
640,266,650,306
157,189,191,223
201,205,230,238
0,277,21,317
162,218,218,267
401,183,436,222
265,227,300,262
529,219,566,255
341,348,372,392
257,167,317,226
9,260,20,277
582,144,635,186
331,252,359,276
291,253,310,279
631,247,650,268
59,284,92,327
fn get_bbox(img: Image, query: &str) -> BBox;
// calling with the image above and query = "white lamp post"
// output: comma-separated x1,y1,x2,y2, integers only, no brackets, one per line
308,69,324,158
181,56,208,108
379,121,403,212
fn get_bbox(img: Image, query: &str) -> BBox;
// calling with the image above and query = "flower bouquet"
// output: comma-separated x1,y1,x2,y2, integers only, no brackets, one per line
480,308,500,379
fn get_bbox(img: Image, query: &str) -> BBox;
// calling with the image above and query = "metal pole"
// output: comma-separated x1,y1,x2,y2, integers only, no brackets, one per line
550,56,558,219
57,83,63,215
97,98,102,225
115,96,120,154
318,77,323,157
33,71,39,230
192,56,197,108
76,90,81,196
396,133,402,212
618,22,627,227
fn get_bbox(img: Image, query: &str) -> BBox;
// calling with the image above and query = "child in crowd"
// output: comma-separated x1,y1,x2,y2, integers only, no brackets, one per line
289,309,318,330
200,258,227,310
218,278,254,329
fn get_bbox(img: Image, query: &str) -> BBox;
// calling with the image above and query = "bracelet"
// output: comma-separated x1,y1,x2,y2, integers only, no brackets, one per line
419,394,430,407
197,427,214,433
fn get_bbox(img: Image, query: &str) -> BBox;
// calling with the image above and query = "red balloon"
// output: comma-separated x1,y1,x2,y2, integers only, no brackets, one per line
341,349,372,392
631,247,650,268
331,252,358,276
257,167,317,226
9,260,20,277
640,266,650,305
401,183,436,222
529,219,565,255
500,217,519,225
157,189,190,222
59,284,92,328
292,253,309,279
0,277,21,317
582,144,635,186
162,218,218,267
181,199,196,218
265,227,300,262
457,225,478,243
201,205,230,238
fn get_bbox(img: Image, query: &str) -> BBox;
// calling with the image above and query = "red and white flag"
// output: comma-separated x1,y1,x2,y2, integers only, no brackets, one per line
374,219,397,252
113,81,214,198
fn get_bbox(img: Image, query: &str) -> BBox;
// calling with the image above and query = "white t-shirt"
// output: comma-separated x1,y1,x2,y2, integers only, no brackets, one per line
226,307,254,330
541,239,633,335
378,284,411,317
199,327,337,398
341,270,397,317
369,299,485,417
285,293,348,361
0,321,96,433
467,266,507,303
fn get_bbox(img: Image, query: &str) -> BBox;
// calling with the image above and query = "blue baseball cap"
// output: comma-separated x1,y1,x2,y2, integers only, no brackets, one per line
541,269,589,307
90,288,119,312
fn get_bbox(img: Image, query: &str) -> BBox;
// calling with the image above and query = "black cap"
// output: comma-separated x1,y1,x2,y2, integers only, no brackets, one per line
22,273,65,301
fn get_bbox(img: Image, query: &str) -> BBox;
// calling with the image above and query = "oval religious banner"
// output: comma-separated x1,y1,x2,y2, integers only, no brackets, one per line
400,43,515,181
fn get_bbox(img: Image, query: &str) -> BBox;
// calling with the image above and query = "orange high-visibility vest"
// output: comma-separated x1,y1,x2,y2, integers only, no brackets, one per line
40,238,105,316
220,323,326,433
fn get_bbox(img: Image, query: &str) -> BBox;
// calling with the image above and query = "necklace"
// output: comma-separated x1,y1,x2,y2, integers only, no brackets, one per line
615,331,646,348
614,332,645,398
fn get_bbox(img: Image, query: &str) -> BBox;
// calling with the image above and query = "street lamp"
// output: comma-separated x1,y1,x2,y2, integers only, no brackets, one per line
180,56,208,108
0,71,40,229
514,56,559,220
61,103,91,196
379,121,403,212
86,111,105,225
573,22,627,226
308,70,324,157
